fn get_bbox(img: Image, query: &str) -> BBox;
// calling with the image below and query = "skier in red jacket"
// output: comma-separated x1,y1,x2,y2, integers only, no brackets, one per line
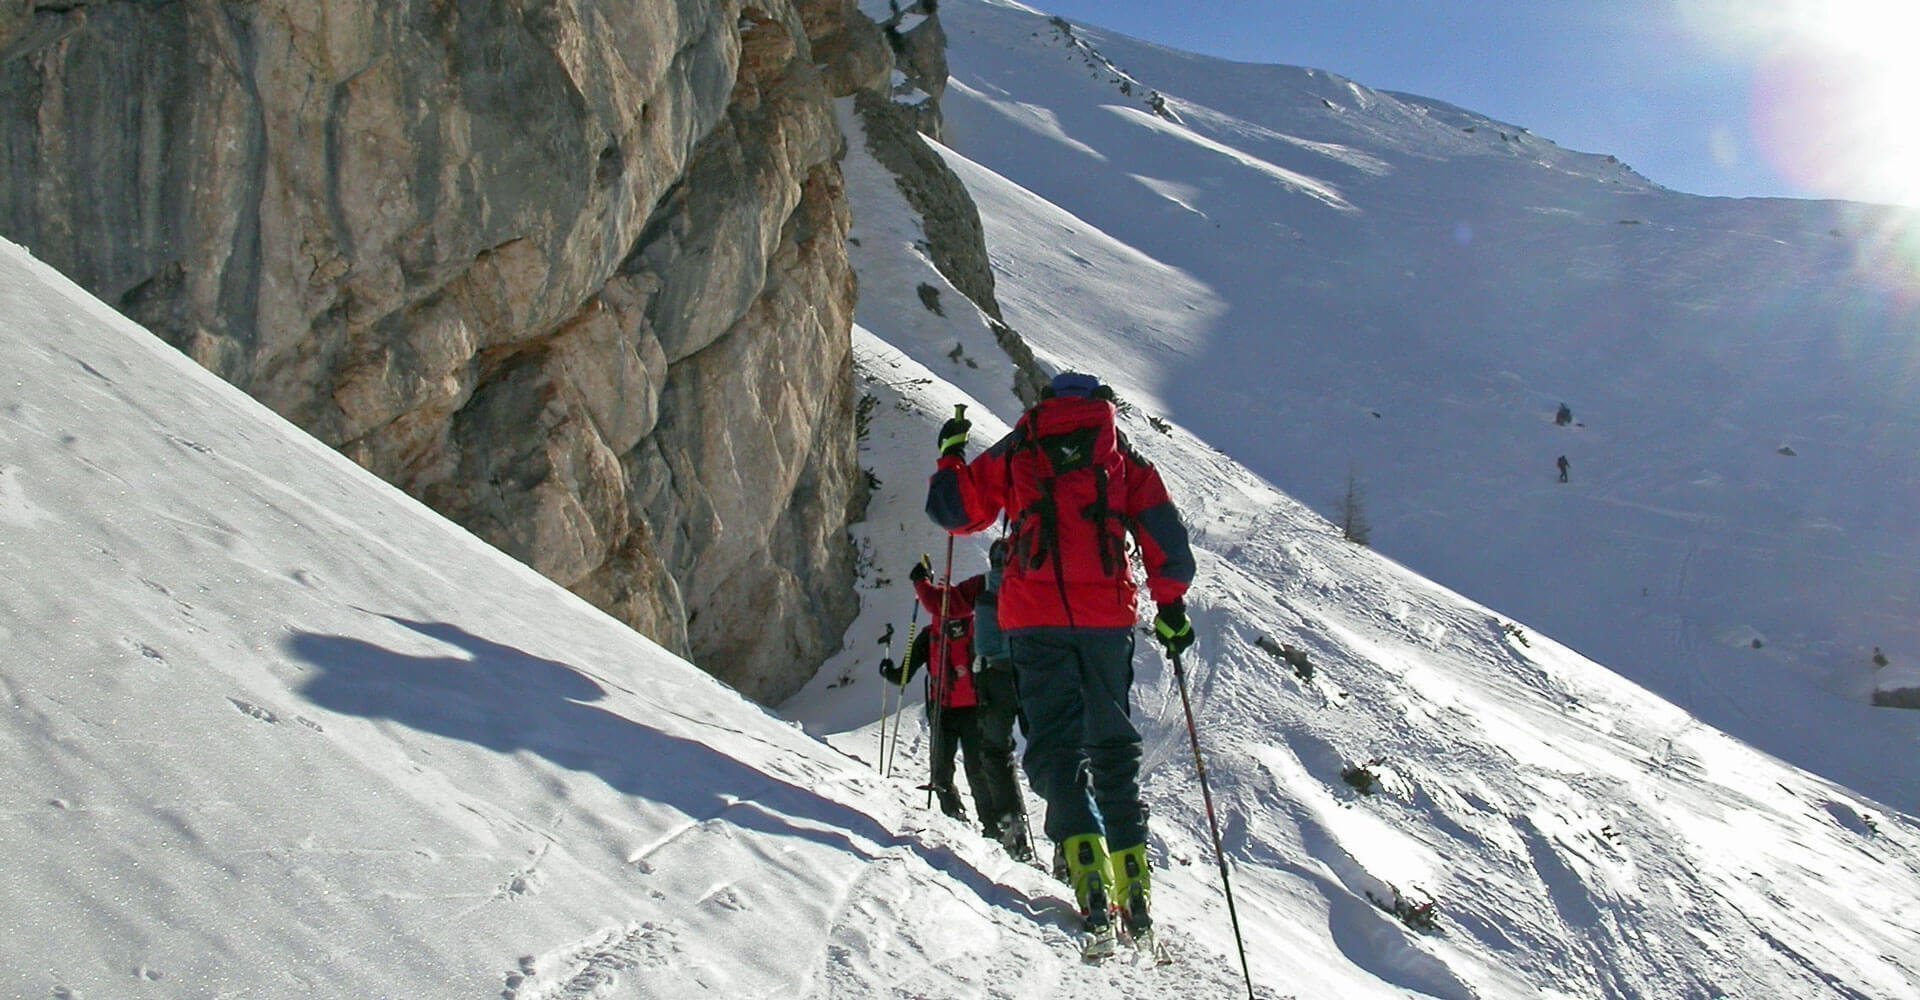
902,561,1026,853
924,372,1195,952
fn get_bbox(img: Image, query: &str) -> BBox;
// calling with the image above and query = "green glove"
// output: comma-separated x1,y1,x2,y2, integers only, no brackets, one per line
1153,600,1194,656
938,416,971,458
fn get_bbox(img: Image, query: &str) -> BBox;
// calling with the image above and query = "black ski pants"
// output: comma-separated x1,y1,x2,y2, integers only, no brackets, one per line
1009,627,1146,850
930,662,1024,833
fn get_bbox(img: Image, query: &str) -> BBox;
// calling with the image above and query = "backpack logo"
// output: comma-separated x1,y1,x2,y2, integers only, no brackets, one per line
1007,415,1127,600
1039,426,1099,474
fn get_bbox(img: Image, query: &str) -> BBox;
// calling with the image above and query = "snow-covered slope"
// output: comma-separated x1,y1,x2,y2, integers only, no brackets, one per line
924,0,1920,809
0,239,1254,999
794,3,1920,997
13,1,1920,996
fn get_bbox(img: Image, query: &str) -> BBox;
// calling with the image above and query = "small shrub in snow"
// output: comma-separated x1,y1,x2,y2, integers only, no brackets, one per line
1148,414,1172,435
1501,622,1530,647
1342,757,1386,795
916,282,944,315
1337,468,1371,546
855,393,879,441
853,536,878,581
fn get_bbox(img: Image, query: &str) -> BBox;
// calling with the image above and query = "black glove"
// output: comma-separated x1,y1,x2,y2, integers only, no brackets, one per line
938,416,971,458
877,656,906,686
909,557,931,583
1153,600,1195,657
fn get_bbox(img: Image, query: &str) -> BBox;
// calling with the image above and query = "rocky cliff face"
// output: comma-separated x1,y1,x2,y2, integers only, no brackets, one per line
0,0,892,703
863,1,1047,406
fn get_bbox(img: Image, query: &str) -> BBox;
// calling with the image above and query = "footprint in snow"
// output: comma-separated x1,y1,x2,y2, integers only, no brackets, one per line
228,698,279,724
503,924,680,999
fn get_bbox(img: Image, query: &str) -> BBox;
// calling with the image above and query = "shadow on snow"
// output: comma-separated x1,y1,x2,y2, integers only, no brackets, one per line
287,613,1045,923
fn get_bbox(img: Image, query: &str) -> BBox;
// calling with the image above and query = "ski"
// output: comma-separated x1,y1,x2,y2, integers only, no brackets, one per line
1124,925,1173,966
1080,921,1172,966
1080,924,1119,962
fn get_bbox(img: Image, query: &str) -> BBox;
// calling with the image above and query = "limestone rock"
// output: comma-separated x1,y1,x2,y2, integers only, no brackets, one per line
855,89,1047,405
885,1,949,139
0,0,882,702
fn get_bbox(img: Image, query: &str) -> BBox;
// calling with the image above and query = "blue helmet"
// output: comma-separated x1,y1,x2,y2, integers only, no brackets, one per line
1045,371,1105,399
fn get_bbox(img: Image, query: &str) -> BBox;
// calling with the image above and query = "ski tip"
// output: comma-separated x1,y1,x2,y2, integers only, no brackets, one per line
1124,927,1172,966
1080,928,1120,963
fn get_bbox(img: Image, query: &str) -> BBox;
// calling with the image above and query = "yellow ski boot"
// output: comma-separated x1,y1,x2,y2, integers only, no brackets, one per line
1111,843,1169,963
1062,833,1116,960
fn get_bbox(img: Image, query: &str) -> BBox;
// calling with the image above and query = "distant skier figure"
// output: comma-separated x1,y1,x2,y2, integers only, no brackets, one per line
1874,646,1890,668
925,371,1196,957
1555,403,1573,426
1557,455,1570,483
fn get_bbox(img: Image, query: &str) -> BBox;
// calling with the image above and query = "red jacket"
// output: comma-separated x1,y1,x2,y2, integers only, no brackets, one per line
925,396,1194,630
913,575,982,709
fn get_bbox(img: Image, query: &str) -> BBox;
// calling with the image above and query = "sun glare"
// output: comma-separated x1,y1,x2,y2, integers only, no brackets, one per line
1691,0,1920,206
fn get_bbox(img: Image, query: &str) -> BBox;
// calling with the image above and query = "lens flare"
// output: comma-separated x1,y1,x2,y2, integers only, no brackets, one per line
1693,0,1920,206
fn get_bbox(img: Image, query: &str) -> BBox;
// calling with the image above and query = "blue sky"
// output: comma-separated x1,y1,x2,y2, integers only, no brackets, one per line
1023,0,1920,207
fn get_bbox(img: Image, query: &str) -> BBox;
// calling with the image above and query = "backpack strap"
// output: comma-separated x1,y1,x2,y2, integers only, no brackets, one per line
1083,463,1118,578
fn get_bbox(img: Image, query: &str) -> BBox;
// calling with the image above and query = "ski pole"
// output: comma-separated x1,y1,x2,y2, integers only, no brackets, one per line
877,654,889,773
878,624,900,773
927,528,958,811
885,557,931,778
1169,647,1256,1000
883,628,907,778
883,622,917,778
